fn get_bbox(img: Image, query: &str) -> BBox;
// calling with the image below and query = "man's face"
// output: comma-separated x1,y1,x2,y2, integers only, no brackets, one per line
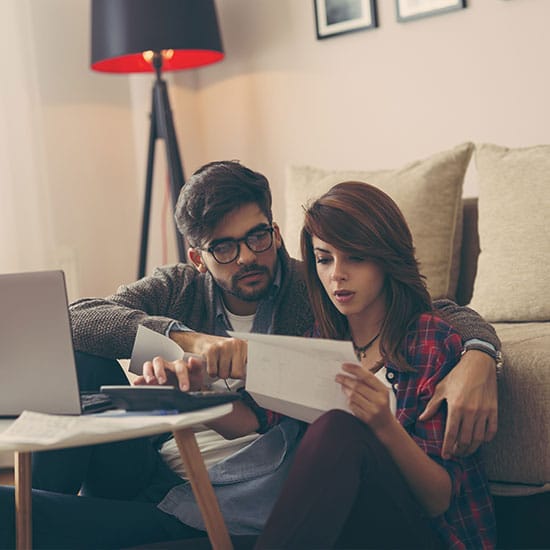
188,203,282,315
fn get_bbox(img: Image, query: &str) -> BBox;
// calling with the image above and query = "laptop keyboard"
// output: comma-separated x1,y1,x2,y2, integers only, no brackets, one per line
80,391,116,414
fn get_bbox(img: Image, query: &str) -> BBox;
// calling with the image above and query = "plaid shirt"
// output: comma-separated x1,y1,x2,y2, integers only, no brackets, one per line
388,313,496,549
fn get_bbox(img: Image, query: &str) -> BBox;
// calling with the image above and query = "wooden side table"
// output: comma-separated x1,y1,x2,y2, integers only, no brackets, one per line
0,405,234,550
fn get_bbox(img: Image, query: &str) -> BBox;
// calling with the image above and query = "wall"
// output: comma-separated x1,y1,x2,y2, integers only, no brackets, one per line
6,1,548,298
181,0,550,232
31,1,141,299
1,1,142,299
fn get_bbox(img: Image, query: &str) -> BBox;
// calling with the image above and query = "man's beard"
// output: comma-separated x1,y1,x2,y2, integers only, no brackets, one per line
216,264,274,303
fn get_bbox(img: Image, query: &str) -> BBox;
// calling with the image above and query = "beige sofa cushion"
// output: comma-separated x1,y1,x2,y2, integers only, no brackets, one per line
482,322,550,487
284,143,473,299
470,143,550,321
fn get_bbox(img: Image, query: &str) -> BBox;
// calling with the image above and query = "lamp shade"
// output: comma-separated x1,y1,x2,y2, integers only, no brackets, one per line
91,0,224,73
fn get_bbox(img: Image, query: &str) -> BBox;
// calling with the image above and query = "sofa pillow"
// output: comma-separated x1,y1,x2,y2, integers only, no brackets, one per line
284,142,473,300
469,143,550,321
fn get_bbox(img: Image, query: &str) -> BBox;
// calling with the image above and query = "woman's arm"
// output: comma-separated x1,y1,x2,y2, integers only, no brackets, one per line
336,364,451,517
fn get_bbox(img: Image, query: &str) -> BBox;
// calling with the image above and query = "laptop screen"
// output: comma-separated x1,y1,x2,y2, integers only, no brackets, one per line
0,270,82,417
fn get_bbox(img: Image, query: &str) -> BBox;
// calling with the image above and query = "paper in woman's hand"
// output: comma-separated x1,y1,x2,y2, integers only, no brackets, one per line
229,332,357,423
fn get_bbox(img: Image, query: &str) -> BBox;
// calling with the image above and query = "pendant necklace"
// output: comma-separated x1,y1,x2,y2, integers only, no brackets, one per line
353,332,381,361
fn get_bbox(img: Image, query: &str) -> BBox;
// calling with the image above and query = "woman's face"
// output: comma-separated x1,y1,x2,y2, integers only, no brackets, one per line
312,236,386,323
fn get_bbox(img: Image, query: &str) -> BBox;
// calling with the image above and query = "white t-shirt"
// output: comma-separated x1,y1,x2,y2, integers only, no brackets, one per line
159,307,258,478
374,366,397,415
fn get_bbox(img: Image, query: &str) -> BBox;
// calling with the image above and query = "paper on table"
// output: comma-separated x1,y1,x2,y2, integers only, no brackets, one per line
230,331,358,423
0,406,233,451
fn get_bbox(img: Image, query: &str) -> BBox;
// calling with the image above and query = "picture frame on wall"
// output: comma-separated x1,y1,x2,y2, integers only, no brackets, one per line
314,0,377,39
396,0,466,23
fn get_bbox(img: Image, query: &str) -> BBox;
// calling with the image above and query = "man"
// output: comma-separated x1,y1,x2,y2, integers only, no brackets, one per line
0,161,500,548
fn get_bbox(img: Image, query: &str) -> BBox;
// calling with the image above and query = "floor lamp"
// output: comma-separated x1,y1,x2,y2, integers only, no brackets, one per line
90,0,224,278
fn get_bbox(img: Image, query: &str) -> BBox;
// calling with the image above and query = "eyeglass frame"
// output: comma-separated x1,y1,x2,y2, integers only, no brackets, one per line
198,224,275,264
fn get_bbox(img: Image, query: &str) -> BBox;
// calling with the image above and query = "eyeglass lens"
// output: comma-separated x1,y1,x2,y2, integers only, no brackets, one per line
210,227,273,264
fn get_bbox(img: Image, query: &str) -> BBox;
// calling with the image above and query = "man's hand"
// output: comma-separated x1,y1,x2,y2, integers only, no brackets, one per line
419,350,498,459
169,331,248,380
134,355,204,391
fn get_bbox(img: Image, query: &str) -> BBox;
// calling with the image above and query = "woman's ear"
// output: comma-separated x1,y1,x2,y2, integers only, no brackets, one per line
188,248,208,273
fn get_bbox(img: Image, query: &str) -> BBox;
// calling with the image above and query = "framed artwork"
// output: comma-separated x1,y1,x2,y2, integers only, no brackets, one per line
396,0,466,22
314,0,377,39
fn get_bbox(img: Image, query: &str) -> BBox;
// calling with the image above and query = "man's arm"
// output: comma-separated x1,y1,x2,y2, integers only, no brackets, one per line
427,299,501,458
69,264,199,358
433,299,500,349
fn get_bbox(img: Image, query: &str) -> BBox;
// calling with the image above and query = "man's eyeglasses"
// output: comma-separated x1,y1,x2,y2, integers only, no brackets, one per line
202,226,275,264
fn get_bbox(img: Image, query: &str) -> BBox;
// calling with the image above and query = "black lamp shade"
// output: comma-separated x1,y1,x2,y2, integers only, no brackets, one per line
91,0,224,73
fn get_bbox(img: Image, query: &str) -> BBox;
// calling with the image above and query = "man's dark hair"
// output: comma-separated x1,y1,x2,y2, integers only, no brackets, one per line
175,160,273,247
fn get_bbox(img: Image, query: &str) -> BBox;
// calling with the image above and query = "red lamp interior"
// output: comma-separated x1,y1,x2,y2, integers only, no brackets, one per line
92,50,224,74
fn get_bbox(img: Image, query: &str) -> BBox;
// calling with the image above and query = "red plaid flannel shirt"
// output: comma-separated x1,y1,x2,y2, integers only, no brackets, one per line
389,313,496,549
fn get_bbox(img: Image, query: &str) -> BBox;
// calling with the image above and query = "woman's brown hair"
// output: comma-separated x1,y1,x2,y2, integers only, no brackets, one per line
300,181,432,370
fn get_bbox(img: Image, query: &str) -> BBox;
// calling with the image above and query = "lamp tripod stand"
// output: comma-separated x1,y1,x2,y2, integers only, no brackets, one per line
138,52,187,278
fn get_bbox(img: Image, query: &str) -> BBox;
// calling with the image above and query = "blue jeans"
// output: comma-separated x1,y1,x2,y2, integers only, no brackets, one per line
0,352,202,549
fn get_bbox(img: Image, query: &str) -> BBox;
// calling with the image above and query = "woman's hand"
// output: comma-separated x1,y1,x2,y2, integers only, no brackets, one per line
335,362,394,434
133,355,204,391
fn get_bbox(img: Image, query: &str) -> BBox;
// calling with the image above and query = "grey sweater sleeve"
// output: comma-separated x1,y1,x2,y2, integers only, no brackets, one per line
69,264,198,359
433,299,501,351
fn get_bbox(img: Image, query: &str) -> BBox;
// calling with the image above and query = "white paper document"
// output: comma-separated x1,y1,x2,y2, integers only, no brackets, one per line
230,332,357,423
0,406,233,451
129,325,186,375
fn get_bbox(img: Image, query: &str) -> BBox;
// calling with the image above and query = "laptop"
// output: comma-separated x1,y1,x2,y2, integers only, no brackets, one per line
0,270,239,417
0,270,113,417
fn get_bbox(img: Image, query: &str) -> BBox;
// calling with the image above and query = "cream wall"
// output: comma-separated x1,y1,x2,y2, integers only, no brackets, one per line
19,1,140,299
180,0,550,231
10,0,548,298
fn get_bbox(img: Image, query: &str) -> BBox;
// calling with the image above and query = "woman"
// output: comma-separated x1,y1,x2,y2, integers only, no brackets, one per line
255,181,495,549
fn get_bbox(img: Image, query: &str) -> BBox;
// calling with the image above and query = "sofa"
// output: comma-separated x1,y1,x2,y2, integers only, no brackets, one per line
284,142,550,546
456,197,549,495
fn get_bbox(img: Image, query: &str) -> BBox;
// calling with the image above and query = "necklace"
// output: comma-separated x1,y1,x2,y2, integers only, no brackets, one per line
353,332,381,360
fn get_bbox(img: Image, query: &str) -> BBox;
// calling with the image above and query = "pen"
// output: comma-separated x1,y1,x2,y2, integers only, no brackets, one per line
183,352,233,392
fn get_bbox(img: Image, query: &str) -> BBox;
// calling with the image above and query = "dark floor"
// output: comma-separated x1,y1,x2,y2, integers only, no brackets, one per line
1,468,548,549
132,495,550,550
494,493,550,549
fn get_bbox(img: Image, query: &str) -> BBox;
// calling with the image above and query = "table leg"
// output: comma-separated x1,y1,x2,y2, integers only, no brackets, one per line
172,428,233,550
14,451,32,550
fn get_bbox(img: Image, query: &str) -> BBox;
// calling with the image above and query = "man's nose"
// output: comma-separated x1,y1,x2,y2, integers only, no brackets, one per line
236,242,257,265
